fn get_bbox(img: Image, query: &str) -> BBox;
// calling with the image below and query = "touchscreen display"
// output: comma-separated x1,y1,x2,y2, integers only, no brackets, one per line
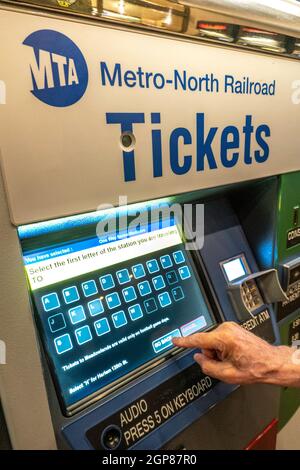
18,203,215,412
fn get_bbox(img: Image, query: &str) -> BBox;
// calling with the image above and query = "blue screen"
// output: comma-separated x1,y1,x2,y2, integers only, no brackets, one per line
19,205,215,413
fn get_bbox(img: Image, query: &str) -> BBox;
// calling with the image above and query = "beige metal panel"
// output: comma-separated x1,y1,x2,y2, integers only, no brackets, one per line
164,383,281,449
0,169,56,449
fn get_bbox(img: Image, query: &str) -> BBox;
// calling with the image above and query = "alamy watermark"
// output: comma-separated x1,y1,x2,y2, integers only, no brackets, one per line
95,196,204,251
292,340,300,365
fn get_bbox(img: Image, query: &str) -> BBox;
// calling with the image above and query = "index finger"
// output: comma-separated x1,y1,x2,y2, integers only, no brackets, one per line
172,331,219,350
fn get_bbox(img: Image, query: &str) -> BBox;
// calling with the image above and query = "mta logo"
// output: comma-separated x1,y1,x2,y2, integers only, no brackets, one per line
23,30,88,107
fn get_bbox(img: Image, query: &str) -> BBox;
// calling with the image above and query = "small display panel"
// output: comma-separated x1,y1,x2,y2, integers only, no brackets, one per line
222,256,248,282
18,203,215,412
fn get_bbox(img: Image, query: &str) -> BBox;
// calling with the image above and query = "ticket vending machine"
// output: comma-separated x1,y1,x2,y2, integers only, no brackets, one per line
231,173,300,433
0,0,300,450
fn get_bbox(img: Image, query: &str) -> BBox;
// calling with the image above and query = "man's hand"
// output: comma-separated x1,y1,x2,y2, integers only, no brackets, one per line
172,322,299,386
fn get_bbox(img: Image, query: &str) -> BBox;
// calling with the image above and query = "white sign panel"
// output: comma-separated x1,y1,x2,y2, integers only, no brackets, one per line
0,8,300,225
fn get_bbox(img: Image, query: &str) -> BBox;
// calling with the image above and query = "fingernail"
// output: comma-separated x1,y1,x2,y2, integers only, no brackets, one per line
194,353,202,363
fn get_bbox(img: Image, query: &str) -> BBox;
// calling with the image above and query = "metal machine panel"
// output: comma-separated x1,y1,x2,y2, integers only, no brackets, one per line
164,383,280,450
276,172,300,321
62,353,235,449
0,4,293,451
0,401,11,450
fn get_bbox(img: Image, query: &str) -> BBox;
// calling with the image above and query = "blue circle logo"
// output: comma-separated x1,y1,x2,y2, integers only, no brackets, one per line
23,30,88,107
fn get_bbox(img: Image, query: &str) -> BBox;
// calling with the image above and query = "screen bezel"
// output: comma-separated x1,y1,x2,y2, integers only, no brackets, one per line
22,216,217,416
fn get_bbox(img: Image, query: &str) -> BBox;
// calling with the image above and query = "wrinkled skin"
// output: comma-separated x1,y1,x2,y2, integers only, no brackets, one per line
173,322,300,387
